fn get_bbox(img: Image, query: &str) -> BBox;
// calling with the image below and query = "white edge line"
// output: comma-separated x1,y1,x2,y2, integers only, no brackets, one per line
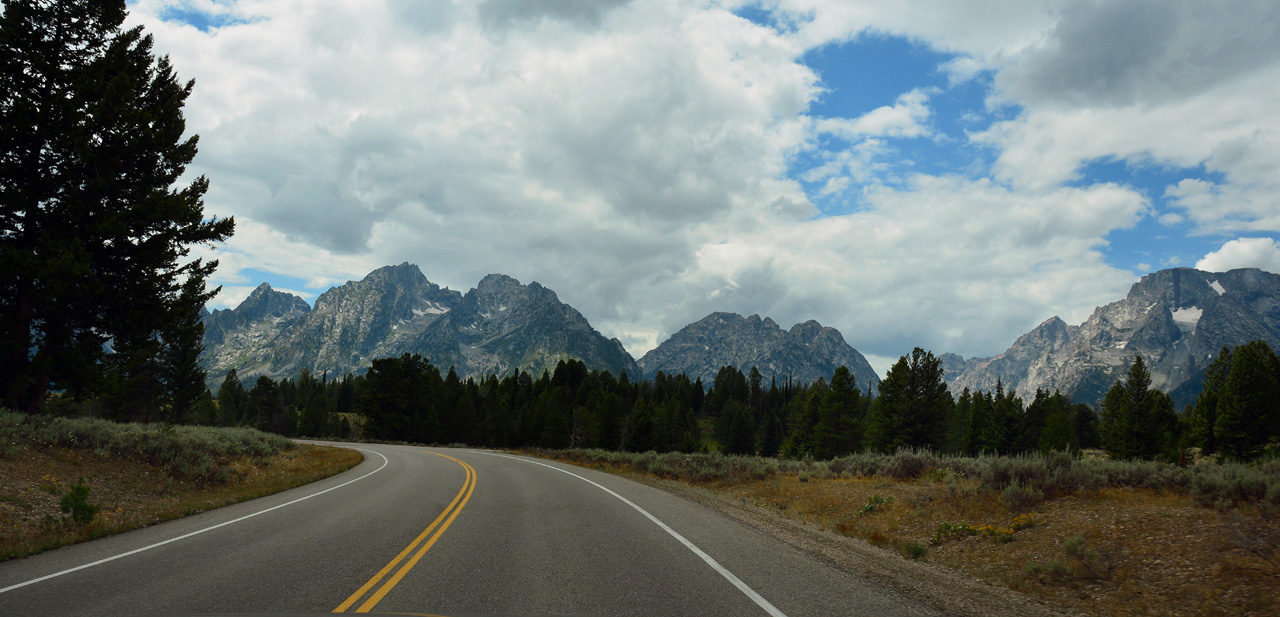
478,452,788,617
0,447,389,595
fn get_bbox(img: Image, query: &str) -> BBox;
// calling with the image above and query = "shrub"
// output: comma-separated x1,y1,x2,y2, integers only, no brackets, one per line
1,410,293,483
1002,479,1045,512
60,478,99,526
857,495,894,516
1062,535,1115,580
902,542,927,559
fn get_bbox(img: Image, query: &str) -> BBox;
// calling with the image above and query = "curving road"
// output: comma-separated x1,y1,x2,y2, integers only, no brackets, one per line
0,444,938,616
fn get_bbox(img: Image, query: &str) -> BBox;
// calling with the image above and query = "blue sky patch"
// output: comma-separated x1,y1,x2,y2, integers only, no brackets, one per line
157,4,251,32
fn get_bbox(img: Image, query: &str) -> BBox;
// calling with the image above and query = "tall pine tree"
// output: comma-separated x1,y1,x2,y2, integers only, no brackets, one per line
0,0,233,413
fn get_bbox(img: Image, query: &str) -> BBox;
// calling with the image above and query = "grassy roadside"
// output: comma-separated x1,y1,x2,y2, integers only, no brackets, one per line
533,448,1280,617
0,412,362,561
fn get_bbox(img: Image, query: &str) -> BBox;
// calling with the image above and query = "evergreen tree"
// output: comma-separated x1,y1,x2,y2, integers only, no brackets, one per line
812,367,862,458
1188,346,1232,455
247,376,282,432
217,369,246,426
1100,355,1176,460
1213,340,1280,460
867,348,952,452
722,399,756,455
0,0,233,412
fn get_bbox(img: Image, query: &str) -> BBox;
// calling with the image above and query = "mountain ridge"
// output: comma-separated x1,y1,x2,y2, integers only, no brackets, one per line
200,266,885,391
638,311,881,393
943,267,1280,405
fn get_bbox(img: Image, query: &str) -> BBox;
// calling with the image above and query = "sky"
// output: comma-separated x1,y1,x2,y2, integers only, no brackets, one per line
125,0,1280,376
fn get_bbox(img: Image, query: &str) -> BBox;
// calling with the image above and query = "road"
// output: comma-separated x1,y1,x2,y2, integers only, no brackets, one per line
0,444,939,616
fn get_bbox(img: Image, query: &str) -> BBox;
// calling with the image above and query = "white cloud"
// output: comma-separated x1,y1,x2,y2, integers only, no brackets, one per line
1195,238,1280,274
815,89,933,139
118,0,1278,366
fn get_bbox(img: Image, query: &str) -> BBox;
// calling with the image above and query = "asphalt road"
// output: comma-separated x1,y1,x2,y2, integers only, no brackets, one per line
0,444,940,617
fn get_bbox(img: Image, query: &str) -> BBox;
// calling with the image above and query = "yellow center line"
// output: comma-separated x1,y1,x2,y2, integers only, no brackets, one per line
333,451,477,614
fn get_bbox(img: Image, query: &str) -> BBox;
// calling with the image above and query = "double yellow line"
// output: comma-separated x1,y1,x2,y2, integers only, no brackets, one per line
334,451,476,613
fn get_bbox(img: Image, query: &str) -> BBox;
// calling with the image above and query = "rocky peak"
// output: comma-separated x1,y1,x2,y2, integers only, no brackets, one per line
408,275,642,379
639,312,880,392
236,283,311,321
945,267,1280,405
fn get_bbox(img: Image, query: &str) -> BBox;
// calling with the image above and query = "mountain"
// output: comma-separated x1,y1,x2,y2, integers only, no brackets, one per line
201,283,311,380
638,312,881,393
945,268,1280,405
262,262,463,379
406,274,642,379
200,265,639,384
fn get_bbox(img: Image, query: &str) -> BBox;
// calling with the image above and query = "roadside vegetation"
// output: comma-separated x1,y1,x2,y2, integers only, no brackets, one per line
536,447,1280,617
0,411,362,560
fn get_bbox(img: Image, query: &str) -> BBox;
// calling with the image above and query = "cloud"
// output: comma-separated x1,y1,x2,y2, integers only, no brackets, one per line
656,175,1145,357
123,0,1277,366
1195,237,1280,274
997,0,1280,108
816,89,933,139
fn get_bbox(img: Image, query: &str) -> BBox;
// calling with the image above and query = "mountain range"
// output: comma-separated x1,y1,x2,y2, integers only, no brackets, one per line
201,263,881,391
942,268,1280,406
202,264,1278,405
201,263,881,392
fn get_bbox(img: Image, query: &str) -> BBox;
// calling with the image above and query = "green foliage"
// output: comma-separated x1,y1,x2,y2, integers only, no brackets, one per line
867,348,952,452
0,410,291,482
1184,341,1280,462
0,0,233,414
931,520,977,544
59,478,99,525
1001,479,1045,512
902,542,926,559
1100,355,1177,460
1061,535,1115,579
857,495,894,516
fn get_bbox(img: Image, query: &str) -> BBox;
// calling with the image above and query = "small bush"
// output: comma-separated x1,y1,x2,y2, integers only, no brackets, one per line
1024,560,1070,578
932,520,976,544
1002,479,1045,512
885,449,937,479
60,478,99,526
1062,535,1116,580
902,542,927,559
857,495,894,516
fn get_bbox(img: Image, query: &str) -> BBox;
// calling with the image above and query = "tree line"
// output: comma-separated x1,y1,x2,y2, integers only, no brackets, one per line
208,339,1279,463
199,349,1103,459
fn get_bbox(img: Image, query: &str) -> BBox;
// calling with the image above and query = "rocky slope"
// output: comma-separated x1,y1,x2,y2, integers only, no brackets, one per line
200,265,639,384
261,262,462,379
638,312,881,393
201,283,311,382
945,268,1280,405
406,274,642,379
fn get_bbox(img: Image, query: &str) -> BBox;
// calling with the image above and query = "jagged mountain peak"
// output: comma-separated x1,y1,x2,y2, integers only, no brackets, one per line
639,311,880,392
945,266,1280,405
409,275,641,379
233,283,310,318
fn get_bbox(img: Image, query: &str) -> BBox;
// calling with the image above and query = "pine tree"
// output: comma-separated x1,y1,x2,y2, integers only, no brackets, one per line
866,348,953,452
1213,340,1280,460
1189,346,1232,455
1100,355,1176,460
217,369,246,426
1,0,233,412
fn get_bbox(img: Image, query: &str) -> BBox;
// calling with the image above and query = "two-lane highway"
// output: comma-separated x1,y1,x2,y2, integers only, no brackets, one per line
0,444,938,616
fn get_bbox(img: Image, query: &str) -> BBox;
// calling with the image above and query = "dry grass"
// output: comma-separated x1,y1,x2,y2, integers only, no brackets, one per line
551,454,1280,617
0,443,362,561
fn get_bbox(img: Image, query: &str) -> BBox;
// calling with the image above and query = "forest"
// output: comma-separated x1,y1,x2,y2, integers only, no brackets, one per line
149,339,1279,464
